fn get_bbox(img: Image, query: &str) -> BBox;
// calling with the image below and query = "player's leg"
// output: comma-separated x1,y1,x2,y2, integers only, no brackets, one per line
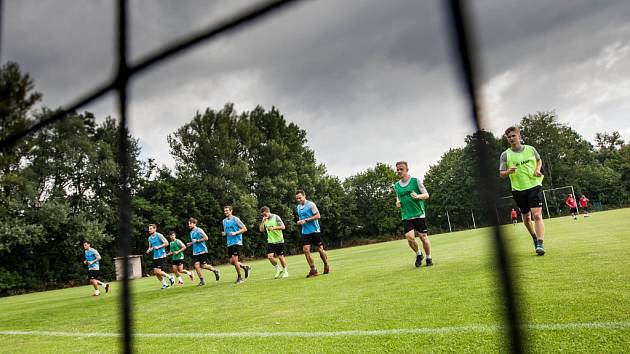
514,190,537,249
172,263,183,284
531,207,545,255
303,241,318,277
267,250,280,278
316,244,329,274
404,219,423,267
231,254,243,283
278,254,288,278
418,233,432,266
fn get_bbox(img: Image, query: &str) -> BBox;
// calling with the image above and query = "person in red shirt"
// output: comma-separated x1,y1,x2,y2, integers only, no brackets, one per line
579,194,590,217
565,194,578,220
510,208,518,225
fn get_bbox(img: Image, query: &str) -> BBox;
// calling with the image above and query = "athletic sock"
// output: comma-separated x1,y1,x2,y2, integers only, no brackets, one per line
416,250,423,256
95,289,100,295
177,276,183,282
426,255,432,259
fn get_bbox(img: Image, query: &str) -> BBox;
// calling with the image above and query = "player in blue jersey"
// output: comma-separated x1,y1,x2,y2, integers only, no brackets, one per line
82,241,110,296
296,190,329,278
146,224,175,289
186,218,220,286
222,206,251,284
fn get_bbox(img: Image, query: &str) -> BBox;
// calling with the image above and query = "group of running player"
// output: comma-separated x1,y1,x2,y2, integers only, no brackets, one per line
82,190,332,295
84,124,571,295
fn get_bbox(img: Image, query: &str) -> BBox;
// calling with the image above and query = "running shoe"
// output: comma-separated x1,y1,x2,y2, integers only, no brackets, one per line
536,244,545,256
415,254,424,268
274,267,282,279
214,269,221,281
188,272,194,281
281,269,289,278
306,269,318,278
161,284,169,289
426,258,433,267
323,264,330,274
177,280,184,285
169,276,175,286
104,283,110,293
243,265,251,279
236,277,243,284
197,280,206,286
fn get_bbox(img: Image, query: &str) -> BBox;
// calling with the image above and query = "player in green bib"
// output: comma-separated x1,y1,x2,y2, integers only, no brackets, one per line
259,206,288,278
166,231,194,285
499,126,546,255
393,161,433,267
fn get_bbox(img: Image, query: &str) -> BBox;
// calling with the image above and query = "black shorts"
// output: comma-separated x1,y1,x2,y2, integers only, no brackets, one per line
193,253,209,265
267,242,285,256
403,218,428,234
88,270,100,280
581,206,588,211
171,259,185,266
302,233,324,247
511,185,543,214
511,217,518,221
227,244,242,257
152,258,166,269
570,207,578,213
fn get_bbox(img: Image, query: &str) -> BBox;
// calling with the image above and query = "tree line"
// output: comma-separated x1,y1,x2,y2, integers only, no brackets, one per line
1,62,628,295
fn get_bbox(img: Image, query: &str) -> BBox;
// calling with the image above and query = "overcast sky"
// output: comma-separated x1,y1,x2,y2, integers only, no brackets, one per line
4,0,630,179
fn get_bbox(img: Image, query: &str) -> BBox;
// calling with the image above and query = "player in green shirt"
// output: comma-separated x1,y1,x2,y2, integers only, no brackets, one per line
259,206,288,278
166,231,194,285
393,161,433,268
499,126,546,255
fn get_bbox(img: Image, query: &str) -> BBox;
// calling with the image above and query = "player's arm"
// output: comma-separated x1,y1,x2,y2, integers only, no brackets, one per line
146,238,153,254
259,218,267,232
176,239,187,254
233,218,247,235
411,180,429,200
198,229,209,242
157,234,169,250
498,151,516,178
267,215,286,231
89,250,101,265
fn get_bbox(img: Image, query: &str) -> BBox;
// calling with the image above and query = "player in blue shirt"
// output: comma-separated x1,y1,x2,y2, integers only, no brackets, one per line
82,241,110,296
186,218,221,286
146,224,175,289
296,190,329,278
222,206,251,284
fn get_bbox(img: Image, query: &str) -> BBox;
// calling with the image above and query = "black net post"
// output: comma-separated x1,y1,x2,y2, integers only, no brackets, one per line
445,1,525,353
115,0,133,353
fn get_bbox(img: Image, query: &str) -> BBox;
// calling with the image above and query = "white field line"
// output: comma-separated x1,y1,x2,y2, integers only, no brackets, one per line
0,321,629,338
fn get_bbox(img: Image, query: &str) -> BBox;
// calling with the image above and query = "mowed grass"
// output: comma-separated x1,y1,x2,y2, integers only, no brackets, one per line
1,209,629,353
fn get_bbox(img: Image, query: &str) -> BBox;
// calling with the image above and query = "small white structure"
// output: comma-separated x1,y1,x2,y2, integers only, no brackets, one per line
113,255,143,280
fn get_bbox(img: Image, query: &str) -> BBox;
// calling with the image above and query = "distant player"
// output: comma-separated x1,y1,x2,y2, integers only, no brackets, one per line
393,161,433,267
82,241,110,296
565,194,578,220
499,126,546,255
259,206,288,278
579,194,590,217
146,224,175,289
511,208,518,225
296,190,329,277
186,218,221,286
222,206,251,284
166,231,194,285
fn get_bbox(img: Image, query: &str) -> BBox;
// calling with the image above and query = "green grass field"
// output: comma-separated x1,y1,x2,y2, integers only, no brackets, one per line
1,209,629,353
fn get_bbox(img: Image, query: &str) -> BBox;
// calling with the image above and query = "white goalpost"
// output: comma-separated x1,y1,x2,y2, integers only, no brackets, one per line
496,185,577,221
542,185,577,218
